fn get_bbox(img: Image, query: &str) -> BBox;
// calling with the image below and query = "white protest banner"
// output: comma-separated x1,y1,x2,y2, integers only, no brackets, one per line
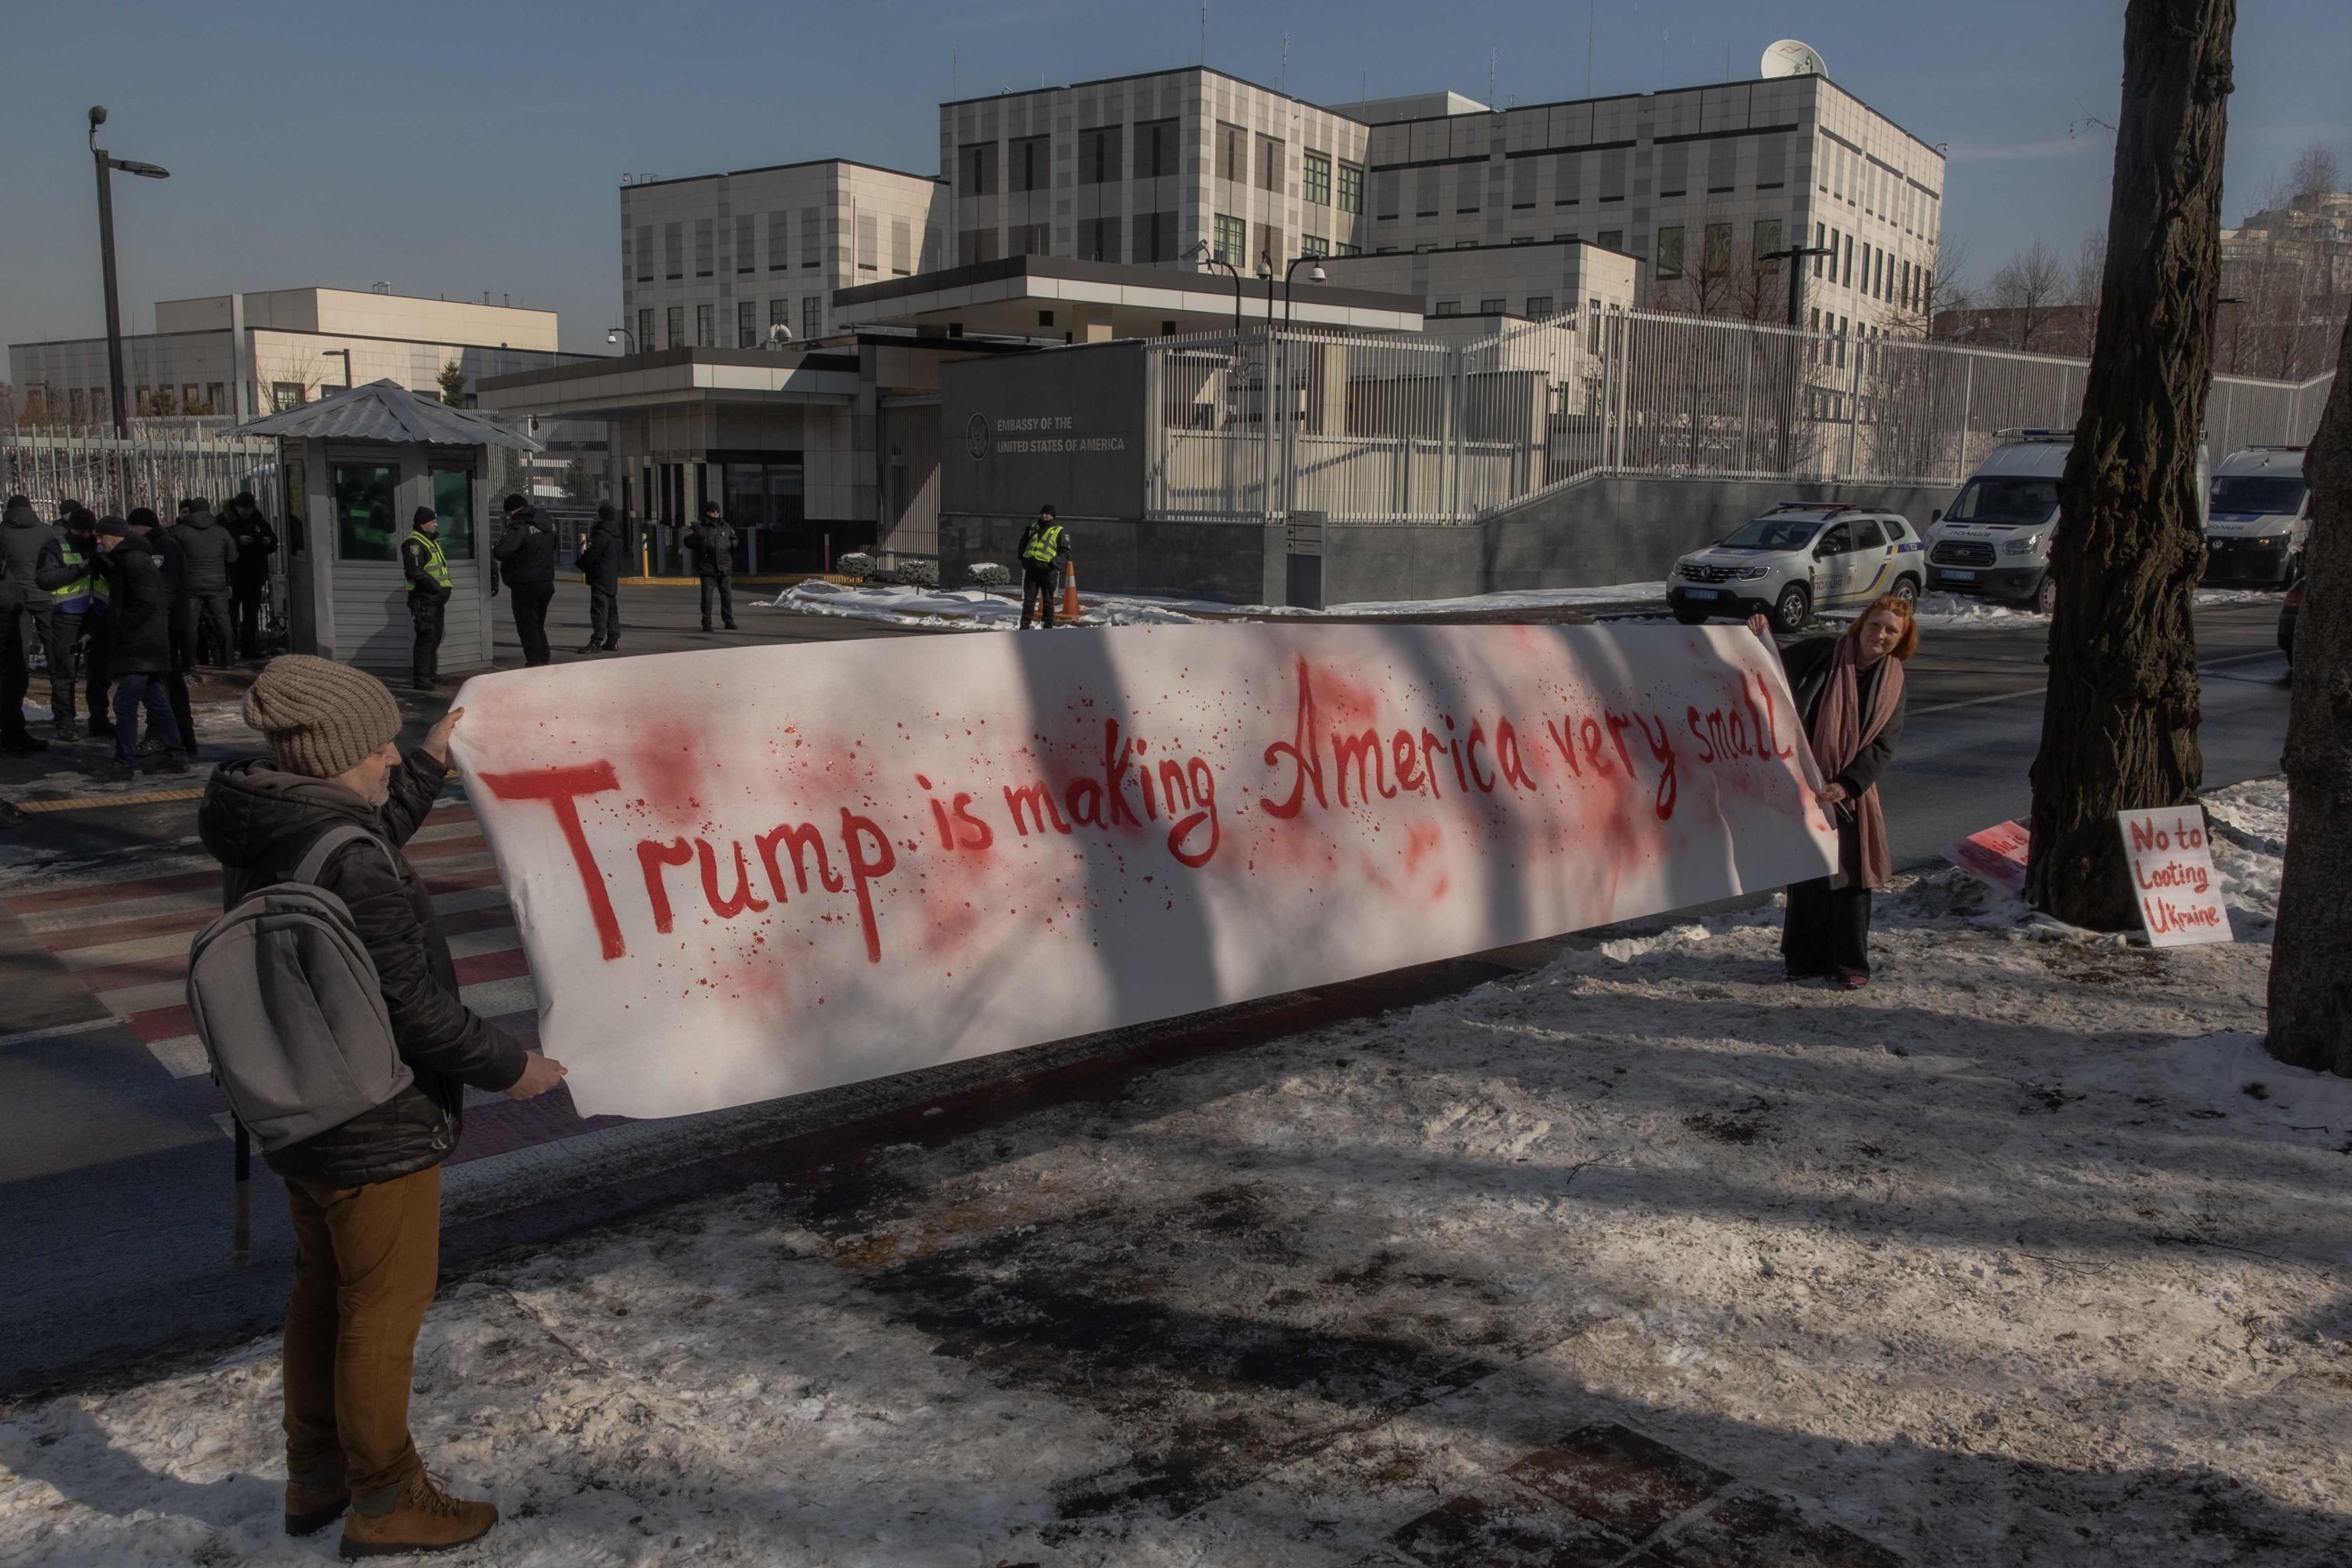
2118,805,2233,947
449,624,1837,1119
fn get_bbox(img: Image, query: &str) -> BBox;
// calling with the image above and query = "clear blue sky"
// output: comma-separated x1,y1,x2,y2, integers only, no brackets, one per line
4,0,2344,355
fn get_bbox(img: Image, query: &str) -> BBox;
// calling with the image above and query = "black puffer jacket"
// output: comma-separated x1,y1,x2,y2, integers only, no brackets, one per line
0,498,50,588
198,753,527,1186
578,515,625,588
491,505,557,587
683,516,737,575
89,536,174,675
171,508,240,595
226,503,279,587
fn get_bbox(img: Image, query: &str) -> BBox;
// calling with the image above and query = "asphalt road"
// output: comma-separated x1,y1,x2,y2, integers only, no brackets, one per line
0,589,2295,1393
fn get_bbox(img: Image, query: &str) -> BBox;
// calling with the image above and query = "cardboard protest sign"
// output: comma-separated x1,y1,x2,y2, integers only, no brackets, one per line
450,624,1837,1119
2118,805,2233,947
1942,820,2030,896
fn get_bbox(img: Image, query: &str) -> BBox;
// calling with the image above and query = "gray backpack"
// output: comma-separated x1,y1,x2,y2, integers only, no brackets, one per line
187,823,414,1155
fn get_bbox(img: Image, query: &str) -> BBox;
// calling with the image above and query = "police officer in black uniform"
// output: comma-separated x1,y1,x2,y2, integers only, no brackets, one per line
400,507,454,691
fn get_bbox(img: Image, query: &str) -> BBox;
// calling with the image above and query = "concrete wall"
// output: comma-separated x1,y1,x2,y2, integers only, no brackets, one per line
940,343,1148,519
939,512,1273,606
941,475,1957,609
1319,475,1961,604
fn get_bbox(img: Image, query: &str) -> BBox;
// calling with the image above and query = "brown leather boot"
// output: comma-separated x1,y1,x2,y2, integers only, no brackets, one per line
285,1475,349,1536
338,1468,498,1559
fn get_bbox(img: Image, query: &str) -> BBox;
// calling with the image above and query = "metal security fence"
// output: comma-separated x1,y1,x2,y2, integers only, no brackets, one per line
1141,310,2335,524
2,419,283,520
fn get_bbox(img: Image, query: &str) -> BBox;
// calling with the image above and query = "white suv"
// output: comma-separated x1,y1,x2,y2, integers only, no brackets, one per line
1668,505,1926,632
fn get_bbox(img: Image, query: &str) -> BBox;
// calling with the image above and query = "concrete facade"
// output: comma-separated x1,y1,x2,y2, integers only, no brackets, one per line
618,160,949,354
942,68,1372,272
1359,74,1942,335
1318,240,1638,325
9,288,568,424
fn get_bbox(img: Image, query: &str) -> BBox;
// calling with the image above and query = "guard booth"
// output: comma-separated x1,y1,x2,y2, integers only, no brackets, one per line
238,379,541,677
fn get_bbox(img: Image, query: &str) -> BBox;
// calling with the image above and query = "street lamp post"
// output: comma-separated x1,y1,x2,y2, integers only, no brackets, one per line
1282,253,1328,332
1191,240,1244,338
1757,244,1837,329
1754,245,1838,476
606,325,637,354
87,106,170,436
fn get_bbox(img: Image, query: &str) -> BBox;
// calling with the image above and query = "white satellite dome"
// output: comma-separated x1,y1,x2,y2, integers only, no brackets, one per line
1760,38,1828,78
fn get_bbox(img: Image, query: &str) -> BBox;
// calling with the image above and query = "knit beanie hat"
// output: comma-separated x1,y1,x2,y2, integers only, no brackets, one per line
243,656,403,779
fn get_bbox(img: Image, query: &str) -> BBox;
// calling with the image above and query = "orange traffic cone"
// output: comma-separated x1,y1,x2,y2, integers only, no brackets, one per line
1061,561,1080,622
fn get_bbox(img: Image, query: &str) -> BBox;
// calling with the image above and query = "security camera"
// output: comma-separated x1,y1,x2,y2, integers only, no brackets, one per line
769,323,795,348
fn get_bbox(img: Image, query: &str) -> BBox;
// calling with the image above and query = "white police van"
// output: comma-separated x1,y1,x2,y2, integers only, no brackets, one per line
1927,429,2209,614
1667,503,1926,632
2203,446,2308,586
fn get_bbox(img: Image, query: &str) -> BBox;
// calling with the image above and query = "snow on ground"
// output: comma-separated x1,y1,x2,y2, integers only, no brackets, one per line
1823,584,2290,629
770,580,1202,629
1256,583,1670,617
4,777,2345,1566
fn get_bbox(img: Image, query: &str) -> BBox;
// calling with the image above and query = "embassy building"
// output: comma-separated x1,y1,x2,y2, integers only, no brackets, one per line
482,54,1941,587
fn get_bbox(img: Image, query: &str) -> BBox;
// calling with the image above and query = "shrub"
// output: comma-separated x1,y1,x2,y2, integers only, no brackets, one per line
892,557,939,589
835,552,875,580
968,561,1011,588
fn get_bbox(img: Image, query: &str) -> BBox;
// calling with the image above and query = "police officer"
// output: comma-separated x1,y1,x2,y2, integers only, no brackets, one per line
224,492,279,658
683,501,737,632
34,508,109,741
400,506,453,691
1017,503,1071,630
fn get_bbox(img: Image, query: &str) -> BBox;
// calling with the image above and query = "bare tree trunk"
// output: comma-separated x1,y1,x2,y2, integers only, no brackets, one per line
2267,315,2352,1073
2027,0,2235,928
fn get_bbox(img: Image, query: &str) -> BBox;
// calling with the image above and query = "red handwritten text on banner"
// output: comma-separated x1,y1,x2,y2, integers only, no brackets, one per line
451,624,1835,1119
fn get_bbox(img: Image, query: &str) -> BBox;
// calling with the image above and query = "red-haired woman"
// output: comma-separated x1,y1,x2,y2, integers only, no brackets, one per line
1748,596,1919,987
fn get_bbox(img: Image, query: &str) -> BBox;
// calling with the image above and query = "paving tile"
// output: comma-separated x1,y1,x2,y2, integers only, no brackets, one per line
1390,1482,1633,1568
1645,1488,1906,1568
1507,1423,1734,1541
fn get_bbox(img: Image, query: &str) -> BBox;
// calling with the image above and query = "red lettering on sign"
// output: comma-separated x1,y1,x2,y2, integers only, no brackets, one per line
1333,727,1394,806
479,763,628,959
698,838,769,919
839,808,897,962
755,821,844,901
1262,658,1328,818
635,837,694,934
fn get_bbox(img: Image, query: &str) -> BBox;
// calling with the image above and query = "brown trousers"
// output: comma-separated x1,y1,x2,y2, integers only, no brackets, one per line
282,1165,441,1498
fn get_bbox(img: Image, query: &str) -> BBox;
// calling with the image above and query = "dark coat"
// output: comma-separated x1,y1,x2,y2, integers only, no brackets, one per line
89,536,175,675
144,523,188,597
198,753,527,1187
683,516,737,576
1778,635,1906,798
578,519,626,588
226,506,279,587
1779,634,1907,890
171,508,240,596
492,505,557,587
0,499,51,590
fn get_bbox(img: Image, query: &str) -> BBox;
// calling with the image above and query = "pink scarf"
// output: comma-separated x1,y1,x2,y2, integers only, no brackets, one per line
1808,638,1905,890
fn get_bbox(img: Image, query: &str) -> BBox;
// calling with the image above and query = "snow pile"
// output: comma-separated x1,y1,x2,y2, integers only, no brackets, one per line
769,580,1200,631
3,777,2344,1566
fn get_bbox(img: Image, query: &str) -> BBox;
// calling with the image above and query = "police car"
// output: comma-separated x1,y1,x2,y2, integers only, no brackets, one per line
2203,445,2308,587
1667,503,1926,632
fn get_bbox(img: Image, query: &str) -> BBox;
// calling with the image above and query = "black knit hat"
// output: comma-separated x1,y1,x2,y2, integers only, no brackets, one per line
502,493,527,513
95,516,130,539
413,505,437,524
596,502,616,522
127,507,159,531
66,507,98,532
